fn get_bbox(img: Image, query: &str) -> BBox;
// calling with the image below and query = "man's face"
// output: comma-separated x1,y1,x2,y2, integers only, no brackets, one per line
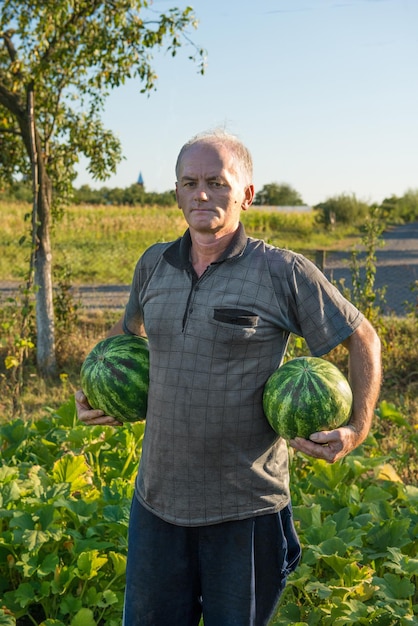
175,142,254,238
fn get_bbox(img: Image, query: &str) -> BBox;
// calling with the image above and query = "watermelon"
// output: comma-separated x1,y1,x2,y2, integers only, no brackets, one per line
80,334,149,423
263,357,353,439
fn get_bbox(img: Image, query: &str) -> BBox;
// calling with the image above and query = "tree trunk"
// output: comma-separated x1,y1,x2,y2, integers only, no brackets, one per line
27,87,58,378
0,81,58,377
34,174,57,377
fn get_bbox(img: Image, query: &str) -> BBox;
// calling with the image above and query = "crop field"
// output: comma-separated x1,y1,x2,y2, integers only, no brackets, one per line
0,202,417,625
0,202,357,284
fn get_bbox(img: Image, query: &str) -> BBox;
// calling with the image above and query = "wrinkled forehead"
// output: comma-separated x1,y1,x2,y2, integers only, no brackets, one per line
176,141,242,181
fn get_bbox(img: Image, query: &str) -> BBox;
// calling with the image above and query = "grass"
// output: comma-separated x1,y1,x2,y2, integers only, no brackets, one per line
1,202,189,284
1,202,359,284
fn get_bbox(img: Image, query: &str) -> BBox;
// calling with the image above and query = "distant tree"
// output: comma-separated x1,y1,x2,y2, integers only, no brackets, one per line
72,184,105,205
72,184,176,206
0,0,205,377
315,193,370,228
254,182,303,206
381,189,418,223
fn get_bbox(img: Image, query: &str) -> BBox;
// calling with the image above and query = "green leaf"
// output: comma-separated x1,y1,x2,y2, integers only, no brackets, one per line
38,553,59,577
22,528,50,552
0,480,21,505
75,550,108,580
52,454,92,491
293,503,322,530
384,547,418,577
13,581,37,608
376,401,410,427
97,589,118,607
320,554,353,577
366,518,411,555
362,485,392,502
304,519,338,546
108,551,126,577
54,395,78,427
59,594,82,616
374,573,415,600
54,497,98,523
308,459,351,491
70,608,97,626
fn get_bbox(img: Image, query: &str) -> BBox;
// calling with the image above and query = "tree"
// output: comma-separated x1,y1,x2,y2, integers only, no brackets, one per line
381,189,418,223
314,193,370,228
253,182,303,206
0,0,205,377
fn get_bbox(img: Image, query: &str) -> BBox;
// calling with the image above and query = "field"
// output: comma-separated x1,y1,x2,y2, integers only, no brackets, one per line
0,202,417,625
0,202,359,284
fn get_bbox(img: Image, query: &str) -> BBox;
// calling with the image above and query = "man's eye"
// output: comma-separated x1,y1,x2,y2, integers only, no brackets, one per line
184,181,196,188
209,181,223,188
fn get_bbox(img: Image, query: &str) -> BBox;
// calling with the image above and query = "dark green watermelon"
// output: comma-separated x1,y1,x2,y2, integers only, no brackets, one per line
263,357,353,439
80,334,149,423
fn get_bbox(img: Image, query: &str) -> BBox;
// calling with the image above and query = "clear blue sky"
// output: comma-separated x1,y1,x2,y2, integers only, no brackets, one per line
75,0,418,206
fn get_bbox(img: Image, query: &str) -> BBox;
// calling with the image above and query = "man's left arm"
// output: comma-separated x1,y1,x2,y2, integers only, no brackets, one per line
290,317,382,463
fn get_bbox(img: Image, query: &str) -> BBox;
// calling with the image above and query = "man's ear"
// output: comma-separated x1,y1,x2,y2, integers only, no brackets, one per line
241,184,255,211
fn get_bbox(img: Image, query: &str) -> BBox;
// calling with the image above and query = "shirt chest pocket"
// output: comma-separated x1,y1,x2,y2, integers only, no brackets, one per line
211,308,260,344
213,308,259,327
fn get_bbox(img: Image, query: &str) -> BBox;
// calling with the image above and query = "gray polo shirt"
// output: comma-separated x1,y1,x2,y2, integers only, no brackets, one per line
124,224,363,526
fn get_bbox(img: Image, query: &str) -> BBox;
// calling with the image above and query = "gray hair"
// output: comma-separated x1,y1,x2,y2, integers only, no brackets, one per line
175,129,253,185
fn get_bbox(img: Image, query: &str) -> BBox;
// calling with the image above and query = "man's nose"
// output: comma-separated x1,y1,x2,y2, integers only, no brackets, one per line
195,185,209,201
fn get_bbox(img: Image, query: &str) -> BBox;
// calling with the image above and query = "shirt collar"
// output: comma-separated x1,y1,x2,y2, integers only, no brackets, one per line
164,223,248,270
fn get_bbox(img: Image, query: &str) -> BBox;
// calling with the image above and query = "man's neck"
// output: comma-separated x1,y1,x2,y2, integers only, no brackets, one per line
189,228,237,277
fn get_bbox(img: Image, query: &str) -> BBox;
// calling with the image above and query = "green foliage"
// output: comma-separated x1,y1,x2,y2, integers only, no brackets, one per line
272,436,418,625
72,184,177,207
381,189,418,223
0,398,416,624
0,282,36,415
53,264,80,335
253,182,304,206
2,203,361,285
335,209,387,325
315,193,371,227
0,0,206,377
0,397,145,625
242,209,314,241
0,0,205,204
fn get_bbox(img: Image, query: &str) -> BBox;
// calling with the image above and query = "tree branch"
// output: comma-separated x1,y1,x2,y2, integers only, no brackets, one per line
2,29,18,63
0,83,25,118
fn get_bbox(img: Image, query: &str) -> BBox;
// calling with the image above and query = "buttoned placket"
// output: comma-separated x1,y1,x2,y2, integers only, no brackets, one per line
181,263,218,332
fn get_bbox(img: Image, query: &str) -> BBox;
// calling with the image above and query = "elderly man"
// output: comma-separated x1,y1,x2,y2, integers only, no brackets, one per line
76,130,381,626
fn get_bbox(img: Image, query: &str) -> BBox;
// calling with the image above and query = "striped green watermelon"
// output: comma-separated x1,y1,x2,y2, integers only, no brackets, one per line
80,334,149,423
263,357,352,439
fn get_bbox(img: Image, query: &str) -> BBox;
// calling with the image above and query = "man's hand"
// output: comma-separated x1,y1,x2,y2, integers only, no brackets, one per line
75,389,121,427
289,424,361,464
291,318,381,464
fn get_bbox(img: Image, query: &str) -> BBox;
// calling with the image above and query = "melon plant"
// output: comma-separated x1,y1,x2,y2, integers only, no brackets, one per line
80,334,149,423
263,357,353,439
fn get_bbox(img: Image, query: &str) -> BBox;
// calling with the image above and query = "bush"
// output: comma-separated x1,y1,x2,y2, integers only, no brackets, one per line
381,189,418,223
315,194,370,227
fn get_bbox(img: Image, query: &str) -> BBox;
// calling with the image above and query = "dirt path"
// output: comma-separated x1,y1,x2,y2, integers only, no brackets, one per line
324,222,418,316
1,222,417,316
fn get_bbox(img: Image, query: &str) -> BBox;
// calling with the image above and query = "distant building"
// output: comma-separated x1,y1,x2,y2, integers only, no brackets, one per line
137,171,144,187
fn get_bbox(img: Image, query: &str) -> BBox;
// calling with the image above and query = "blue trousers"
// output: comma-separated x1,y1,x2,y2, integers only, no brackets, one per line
123,496,301,626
